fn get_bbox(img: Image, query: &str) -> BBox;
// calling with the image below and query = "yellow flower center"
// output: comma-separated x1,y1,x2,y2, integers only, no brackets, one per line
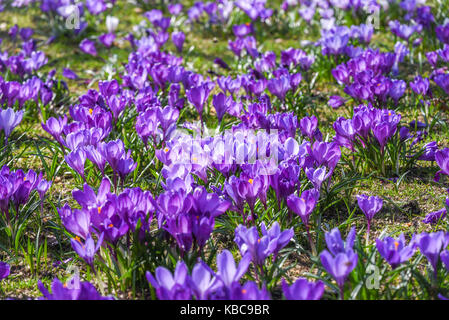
164,147,169,153
89,108,93,115
242,289,247,294
394,241,399,250
97,206,102,214
248,179,253,184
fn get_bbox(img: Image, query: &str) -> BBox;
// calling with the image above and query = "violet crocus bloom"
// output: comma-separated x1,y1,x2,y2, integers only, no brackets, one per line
186,82,215,124
172,32,185,53
422,208,447,225
410,76,430,96
0,108,23,145
260,221,294,259
65,148,87,181
436,23,449,44
281,278,324,300
189,262,221,300
0,261,10,280
42,115,67,149
79,39,97,56
215,249,251,289
71,232,104,270
61,204,92,239
267,76,290,101
414,231,449,276
38,276,113,300
234,224,292,267
62,68,79,80
286,189,319,231
229,281,271,300
146,261,192,300
212,93,231,124
37,178,51,210
441,250,449,272
357,195,383,240
376,234,416,269
328,95,346,109
299,115,318,140
435,148,449,181
168,3,183,15
320,249,358,299
320,227,358,299
434,74,449,95
426,51,438,67
72,178,110,210
325,226,356,256
98,33,116,48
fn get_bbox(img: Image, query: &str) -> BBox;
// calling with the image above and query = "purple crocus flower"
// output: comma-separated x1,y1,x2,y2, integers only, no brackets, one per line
186,82,215,125
357,195,383,240
436,23,449,44
229,281,271,300
417,141,438,161
172,32,185,53
426,51,438,67
422,208,447,225
79,39,97,56
435,148,449,181
320,227,358,299
168,3,183,15
72,178,110,210
328,95,346,109
215,249,251,289
414,231,449,276
0,262,10,280
260,221,294,259
320,249,358,299
441,250,449,272
41,116,67,146
410,76,429,96
286,189,319,240
299,115,319,140
38,276,113,300
434,74,449,95
267,76,290,101
0,108,23,145
37,178,51,210
324,226,356,256
65,148,87,181
146,261,192,300
376,234,416,269
98,33,116,48
62,68,79,80
58,204,90,240
232,24,252,38
234,223,292,267
70,232,104,270
85,0,106,15
305,167,329,191
212,92,233,125
281,278,324,300
189,262,221,300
